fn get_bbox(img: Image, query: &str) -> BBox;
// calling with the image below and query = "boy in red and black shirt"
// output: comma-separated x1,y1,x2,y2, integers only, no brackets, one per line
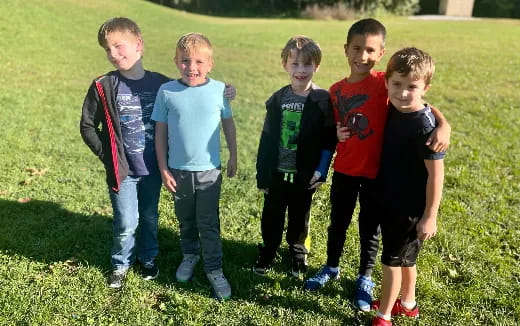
304,18,451,312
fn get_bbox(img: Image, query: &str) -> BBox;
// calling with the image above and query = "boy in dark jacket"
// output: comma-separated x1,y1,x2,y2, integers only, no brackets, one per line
254,35,336,278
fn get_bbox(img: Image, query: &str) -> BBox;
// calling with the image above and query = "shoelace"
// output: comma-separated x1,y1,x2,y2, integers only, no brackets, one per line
210,274,228,287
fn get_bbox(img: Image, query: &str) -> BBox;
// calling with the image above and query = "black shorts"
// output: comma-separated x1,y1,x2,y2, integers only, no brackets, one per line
381,214,423,267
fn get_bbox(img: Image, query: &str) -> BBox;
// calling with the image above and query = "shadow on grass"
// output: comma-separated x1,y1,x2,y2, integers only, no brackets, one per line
0,199,364,322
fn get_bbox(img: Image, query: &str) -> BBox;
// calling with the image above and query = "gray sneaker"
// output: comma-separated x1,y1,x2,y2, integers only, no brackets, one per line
107,269,127,289
176,254,200,282
206,269,231,300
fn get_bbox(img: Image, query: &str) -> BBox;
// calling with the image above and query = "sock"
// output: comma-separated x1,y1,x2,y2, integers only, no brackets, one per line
376,311,391,321
401,300,417,310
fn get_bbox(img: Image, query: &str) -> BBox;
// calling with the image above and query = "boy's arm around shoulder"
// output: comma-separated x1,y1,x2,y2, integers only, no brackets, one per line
417,158,445,241
79,81,104,160
222,117,237,178
427,105,451,152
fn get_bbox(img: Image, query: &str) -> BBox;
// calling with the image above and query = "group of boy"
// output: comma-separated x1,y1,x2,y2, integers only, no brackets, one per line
80,16,449,325
252,18,448,326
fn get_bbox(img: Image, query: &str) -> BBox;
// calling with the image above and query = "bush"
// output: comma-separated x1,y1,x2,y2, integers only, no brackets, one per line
302,3,357,20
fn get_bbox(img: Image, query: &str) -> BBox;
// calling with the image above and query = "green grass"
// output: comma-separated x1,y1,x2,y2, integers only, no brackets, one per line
0,0,519,325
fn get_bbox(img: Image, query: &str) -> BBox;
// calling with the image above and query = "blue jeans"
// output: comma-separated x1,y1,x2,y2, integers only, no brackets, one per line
109,173,162,270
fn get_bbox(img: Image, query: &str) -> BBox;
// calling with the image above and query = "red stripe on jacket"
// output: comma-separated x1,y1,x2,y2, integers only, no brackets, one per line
95,81,120,192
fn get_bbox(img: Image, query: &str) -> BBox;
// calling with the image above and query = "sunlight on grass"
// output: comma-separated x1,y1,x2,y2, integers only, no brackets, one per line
0,0,519,325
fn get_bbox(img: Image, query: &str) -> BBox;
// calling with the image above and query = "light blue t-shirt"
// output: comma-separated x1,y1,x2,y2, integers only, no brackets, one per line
151,78,232,171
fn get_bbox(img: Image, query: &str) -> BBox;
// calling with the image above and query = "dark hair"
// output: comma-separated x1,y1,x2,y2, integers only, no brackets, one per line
281,35,322,66
346,18,386,48
97,17,141,48
386,47,435,85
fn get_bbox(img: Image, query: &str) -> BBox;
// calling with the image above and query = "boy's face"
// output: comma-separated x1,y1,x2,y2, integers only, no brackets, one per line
344,34,385,80
103,31,143,72
386,72,430,112
283,50,319,91
175,48,213,87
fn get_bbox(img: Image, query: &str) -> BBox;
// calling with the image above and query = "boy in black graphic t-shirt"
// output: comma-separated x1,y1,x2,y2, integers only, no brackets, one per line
254,35,336,278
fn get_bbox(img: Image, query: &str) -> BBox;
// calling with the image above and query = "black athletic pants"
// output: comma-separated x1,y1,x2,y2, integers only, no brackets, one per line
261,172,314,258
326,171,381,277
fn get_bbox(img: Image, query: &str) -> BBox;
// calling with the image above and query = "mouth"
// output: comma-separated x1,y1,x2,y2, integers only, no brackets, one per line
294,76,308,80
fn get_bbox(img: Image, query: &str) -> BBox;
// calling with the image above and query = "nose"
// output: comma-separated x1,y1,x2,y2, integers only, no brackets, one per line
361,50,369,61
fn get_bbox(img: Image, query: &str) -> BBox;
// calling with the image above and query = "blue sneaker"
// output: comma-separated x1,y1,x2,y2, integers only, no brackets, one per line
353,275,374,311
304,265,340,291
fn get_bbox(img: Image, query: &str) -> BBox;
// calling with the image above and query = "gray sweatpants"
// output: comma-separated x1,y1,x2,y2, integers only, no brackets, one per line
171,168,223,272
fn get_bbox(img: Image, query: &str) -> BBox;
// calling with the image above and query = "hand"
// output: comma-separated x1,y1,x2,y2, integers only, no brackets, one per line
259,188,269,195
226,157,237,178
224,84,236,101
160,169,177,193
308,171,323,189
426,124,451,152
416,216,437,241
336,122,351,142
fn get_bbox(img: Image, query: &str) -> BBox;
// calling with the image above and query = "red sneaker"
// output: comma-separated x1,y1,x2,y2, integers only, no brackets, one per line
372,299,419,318
371,316,392,326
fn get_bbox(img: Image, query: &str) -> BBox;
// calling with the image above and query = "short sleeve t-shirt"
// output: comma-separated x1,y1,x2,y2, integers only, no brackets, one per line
114,71,169,176
277,87,307,173
379,104,446,216
329,71,389,178
151,78,232,171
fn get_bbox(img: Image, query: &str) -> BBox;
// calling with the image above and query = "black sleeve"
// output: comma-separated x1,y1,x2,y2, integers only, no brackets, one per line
79,82,104,160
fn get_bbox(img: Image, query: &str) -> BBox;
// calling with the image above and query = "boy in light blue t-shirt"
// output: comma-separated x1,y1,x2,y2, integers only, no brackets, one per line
152,32,237,300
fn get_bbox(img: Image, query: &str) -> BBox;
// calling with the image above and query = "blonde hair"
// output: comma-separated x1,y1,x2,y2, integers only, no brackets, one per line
175,32,213,60
386,47,435,86
281,35,321,66
97,17,141,48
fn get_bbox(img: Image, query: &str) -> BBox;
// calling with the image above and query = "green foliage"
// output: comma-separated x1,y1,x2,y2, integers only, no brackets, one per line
147,0,420,17
0,0,519,325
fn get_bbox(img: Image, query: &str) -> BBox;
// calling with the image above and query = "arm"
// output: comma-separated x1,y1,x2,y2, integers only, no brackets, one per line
224,84,236,101
416,159,444,241
309,150,333,189
222,117,237,178
155,121,177,193
427,106,451,152
79,83,104,159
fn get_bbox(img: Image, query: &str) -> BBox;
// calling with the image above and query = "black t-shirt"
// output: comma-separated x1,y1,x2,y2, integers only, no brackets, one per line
378,104,445,216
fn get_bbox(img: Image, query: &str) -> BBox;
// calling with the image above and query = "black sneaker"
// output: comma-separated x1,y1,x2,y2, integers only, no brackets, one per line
290,255,308,278
141,261,159,281
107,269,127,289
252,244,275,275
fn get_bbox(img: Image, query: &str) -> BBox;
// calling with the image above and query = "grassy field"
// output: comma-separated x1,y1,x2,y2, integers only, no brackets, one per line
0,0,519,325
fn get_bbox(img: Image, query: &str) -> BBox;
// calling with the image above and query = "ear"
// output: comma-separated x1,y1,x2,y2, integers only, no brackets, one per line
314,64,320,73
282,61,288,72
423,84,431,93
377,47,385,61
343,43,348,56
384,79,388,89
136,37,144,52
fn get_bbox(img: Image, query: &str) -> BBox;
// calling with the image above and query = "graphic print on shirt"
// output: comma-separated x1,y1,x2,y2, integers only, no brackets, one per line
278,101,304,173
334,90,373,140
117,91,156,155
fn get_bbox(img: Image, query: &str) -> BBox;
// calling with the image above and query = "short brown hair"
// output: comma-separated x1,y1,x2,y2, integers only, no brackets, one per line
281,35,321,66
97,17,141,48
386,47,435,86
175,32,213,60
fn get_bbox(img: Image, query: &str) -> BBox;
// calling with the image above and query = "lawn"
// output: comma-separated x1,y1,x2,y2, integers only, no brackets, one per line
0,0,519,325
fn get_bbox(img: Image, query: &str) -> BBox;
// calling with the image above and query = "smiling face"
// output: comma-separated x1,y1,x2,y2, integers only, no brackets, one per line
344,34,385,82
283,49,319,94
103,30,143,73
175,48,213,87
386,72,430,113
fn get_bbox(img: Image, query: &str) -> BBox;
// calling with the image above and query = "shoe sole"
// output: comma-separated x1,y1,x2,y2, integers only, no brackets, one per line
353,300,371,312
143,270,159,281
